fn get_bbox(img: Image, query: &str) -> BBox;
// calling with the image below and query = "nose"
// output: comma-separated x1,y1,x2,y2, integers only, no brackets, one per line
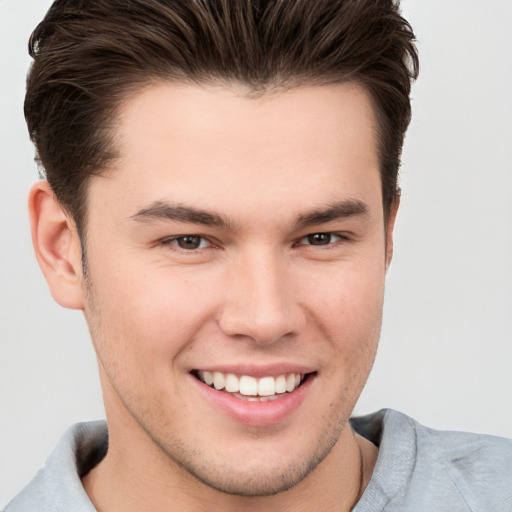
217,249,305,345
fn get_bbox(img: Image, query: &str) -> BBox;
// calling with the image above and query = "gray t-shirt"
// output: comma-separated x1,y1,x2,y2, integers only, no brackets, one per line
4,409,512,511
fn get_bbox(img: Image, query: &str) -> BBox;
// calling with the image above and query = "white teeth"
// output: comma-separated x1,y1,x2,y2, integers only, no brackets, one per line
213,372,225,390
197,371,305,397
240,375,258,396
258,376,276,397
275,375,287,394
286,374,296,392
225,373,240,393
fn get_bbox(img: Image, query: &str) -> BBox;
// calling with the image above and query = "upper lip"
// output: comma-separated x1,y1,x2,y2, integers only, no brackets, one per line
190,363,317,378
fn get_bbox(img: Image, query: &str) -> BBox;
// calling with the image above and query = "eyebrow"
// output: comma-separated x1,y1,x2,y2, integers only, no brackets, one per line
294,199,369,229
131,201,235,230
131,198,368,231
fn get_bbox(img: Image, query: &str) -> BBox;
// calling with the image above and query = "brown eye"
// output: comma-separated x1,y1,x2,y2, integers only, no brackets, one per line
162,235,210,250
306,233,334,245
176,236,203,250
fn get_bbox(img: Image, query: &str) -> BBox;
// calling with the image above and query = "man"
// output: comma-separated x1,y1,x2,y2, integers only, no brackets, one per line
3,1,511,511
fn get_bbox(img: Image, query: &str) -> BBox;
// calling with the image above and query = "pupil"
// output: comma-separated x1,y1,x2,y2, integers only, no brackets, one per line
308,233,331,245
178,236,201,249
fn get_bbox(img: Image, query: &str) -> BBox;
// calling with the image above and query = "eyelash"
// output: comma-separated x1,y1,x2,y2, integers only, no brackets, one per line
160,235,215,251
295,232,348,247
160,232,349,252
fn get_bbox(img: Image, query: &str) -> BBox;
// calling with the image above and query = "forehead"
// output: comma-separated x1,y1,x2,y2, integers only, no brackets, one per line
93,82,381,224
115,82,377,160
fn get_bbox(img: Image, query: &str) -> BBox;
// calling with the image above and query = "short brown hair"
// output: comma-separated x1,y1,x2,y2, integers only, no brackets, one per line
25,0,418,234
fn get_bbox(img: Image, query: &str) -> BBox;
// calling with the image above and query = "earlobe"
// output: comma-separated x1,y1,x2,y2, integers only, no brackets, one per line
28,180,85,310
385,197,400,269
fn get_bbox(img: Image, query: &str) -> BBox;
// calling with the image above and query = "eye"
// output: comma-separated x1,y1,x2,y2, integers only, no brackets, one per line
162,235,211,250
298,233,344,246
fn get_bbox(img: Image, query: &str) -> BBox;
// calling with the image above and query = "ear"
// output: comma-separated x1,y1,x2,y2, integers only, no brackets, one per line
28,180,85,310
385,196,400,269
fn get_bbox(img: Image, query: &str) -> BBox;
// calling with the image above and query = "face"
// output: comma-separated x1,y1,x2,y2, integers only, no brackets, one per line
81,83,394,496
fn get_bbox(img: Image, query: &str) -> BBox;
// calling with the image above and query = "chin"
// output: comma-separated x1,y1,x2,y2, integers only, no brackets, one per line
181,457,320,497
155,419,344,497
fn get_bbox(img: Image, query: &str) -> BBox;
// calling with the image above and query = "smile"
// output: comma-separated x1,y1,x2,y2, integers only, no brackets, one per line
191,368,316,426
195,371,306,401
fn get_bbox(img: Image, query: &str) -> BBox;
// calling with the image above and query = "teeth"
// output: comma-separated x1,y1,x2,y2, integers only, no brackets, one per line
286,374,296,392
240,375,258,396
213,372,225,390
275,375,287,394
197,371,304,397
258,376,276,396
225,373,240,393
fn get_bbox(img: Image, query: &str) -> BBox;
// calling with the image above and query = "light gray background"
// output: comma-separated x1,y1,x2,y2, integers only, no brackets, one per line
1,0,511,506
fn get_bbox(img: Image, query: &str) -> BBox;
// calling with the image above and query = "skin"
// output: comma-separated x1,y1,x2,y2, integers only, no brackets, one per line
30,83,395,511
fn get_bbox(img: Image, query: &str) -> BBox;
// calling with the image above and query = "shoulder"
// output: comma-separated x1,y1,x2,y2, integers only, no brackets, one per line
412,413,512,511
3,421,107,512
352,409,512,512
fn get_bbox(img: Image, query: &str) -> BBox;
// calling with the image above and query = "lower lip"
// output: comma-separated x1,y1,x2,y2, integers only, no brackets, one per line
191,374,315,427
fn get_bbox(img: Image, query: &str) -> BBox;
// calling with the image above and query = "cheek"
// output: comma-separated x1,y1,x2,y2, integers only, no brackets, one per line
303,258,385,333
299,256,385,376
86,260,220,363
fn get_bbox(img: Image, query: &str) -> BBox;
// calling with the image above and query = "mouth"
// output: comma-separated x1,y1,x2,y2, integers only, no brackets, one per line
192,370,311,402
